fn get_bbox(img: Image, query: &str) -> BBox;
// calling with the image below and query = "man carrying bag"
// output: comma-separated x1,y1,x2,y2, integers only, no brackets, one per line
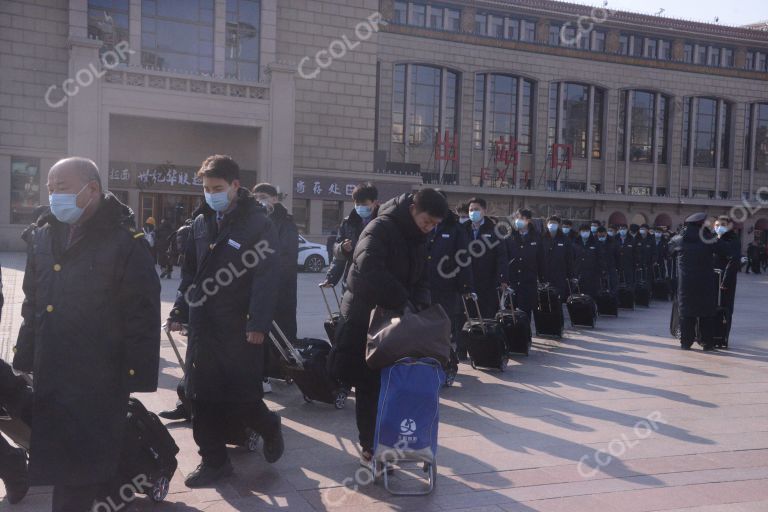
328,189,449,471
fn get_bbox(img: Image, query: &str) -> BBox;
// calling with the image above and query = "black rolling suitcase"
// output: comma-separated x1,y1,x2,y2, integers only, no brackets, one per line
320,285,342,344
652,264,671,301
566,281,597,328
712,269,729,349
460,293,509,371
596,274,618,317
618,271,635,309
634,268,651,307
670,297,681,339
534,284,563,338
269,322,349,409
495,289,532,356
119,398,179,503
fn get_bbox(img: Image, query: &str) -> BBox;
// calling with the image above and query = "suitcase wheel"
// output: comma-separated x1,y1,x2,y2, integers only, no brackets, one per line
444,371,456,387
150,475,170,503
422,462,432,474
285,377,294,386
334,391,348,410
245,428,260,452
303,395,313,404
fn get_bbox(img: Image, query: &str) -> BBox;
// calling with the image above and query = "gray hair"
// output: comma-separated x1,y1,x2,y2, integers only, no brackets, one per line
51,157,102,191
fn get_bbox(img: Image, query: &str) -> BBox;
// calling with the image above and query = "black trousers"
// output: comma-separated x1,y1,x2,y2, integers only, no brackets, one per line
680,316,715,346
355,378,381,454
191,400,277,467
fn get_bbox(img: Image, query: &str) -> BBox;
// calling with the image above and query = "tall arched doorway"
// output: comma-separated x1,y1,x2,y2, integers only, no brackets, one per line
608,211,627,226
654,213,673,229
630,213,648,226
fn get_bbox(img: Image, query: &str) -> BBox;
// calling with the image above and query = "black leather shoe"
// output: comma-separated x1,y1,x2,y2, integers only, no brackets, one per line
1,447,29,504
158,404,190,422
184,460,233,488
702,344,717,352
262,414,285,464
680,343,693,350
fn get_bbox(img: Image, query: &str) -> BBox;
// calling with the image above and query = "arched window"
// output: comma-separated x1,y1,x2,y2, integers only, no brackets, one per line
472,73,535,153
547,82,605,159
681,97,732,168
618,90,670,164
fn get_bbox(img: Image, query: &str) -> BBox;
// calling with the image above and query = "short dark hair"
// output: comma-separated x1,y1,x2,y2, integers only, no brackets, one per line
591,219,601,226
563,219,573,226
253,182,278,197
352,183,378,203
198,155,240,183
517,209,533,220
456,202,469,215
717,216,731,223
641,223,650,229
413,188,449,218
579,223,591,231
547,215,561,223
467,197,487,209
435,189,448,199
597,226,607,234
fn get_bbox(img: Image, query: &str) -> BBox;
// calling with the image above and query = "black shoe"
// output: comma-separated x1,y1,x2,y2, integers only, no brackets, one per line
681,343,693,350
1,447,29,504
184,460,233,488
262,414,284,463
702,344,717,352
158,404,190,422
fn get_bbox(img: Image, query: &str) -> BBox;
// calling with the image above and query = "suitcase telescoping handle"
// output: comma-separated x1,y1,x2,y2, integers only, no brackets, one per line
163,322,188,374
567,278,580,296
319,284,341,318
497,287,514,312
714,269,723,307
461,293,488,336
268,321,305,371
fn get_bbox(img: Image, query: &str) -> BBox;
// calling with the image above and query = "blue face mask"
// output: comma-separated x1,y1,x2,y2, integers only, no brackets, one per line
562,227,571,235
590,226,598,233
205,188,232,212
654,232,662,239
355,205,373,219
619,229,628,237
515,219,527,230
608,231,616,237
639,229,648,236
469,211,483,223
547,223,559,234
580,231,590,240
598,237,607,242
49,183,91,224
715,226,728,235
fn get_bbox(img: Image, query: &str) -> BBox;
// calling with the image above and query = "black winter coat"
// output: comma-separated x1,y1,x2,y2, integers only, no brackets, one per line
170,188,279,402
507,229,545,312
669,225,727,317
270,203,299,342
325,207,378,287
616,235,638,285
426,212,473,317
465,218,509,317
14,194,160,486
597,238,620,280
714,231,740,312
636,235,655,276
651,238,670,277
572,235,601,297
331,194,431,387
543,231,574,299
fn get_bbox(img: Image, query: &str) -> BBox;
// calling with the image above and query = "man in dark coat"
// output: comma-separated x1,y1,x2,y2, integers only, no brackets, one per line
746,241,761,274
507,209,545,319
13,157,160,511
562,219,577,243
714,216,741,341
329,189,448,469
542,215,574,301
635,224,655,283
596,226,620,295
321,183,379,290
168,155,283,487
668,213,728,351
427,197,473,349
254,183,299,392
326,230,337,264
615,223,637,287
465,197,509,318
651,227,670,279
1,263,31,505
572,224,601,298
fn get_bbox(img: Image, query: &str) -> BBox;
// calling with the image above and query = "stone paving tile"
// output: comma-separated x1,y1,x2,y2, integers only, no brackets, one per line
1,253,767,512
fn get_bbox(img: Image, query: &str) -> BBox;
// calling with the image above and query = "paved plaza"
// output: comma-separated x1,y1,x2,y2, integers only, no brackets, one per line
1,251,767,512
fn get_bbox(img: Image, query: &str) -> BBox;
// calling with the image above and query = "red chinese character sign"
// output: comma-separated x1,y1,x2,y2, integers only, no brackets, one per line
476,136,520,188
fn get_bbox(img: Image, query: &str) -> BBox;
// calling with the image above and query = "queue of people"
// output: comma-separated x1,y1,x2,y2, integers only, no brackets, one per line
0,154,753,511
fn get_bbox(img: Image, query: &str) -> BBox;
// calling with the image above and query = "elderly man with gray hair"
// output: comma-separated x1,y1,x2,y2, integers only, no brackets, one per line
13,157,161,512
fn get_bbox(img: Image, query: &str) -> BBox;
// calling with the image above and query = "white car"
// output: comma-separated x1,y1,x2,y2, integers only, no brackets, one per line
298,235,328,273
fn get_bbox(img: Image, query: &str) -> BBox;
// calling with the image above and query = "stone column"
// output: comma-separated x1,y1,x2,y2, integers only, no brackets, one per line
461,6,476,33
67,36,106,175
266,62,297,210
214,0,226,76
129,0,141,66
